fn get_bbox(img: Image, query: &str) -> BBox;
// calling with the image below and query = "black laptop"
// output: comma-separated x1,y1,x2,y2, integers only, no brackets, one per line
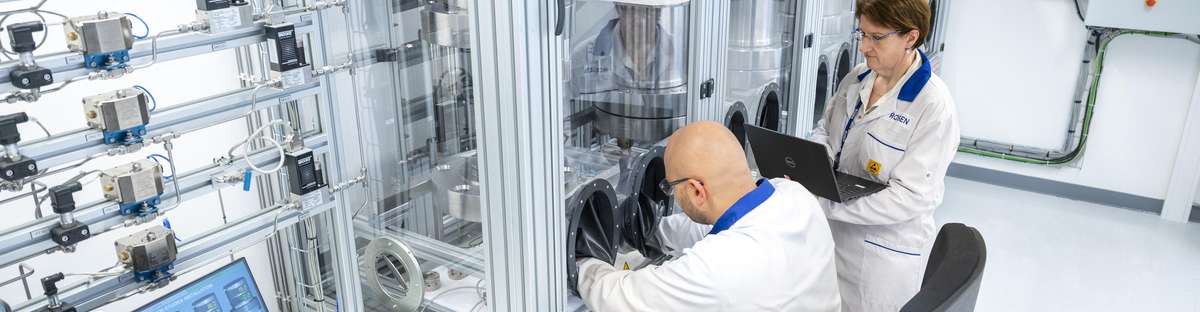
745,125,886,202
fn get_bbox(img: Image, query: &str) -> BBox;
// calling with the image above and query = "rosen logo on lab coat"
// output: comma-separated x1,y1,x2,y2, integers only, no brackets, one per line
889,112,912,126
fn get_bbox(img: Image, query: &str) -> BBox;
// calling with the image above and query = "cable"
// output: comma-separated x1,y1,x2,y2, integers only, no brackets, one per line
146,154,173,181
0,0,48,16
227,119,291,174
161,218,183,242
247,136,285,174
124,13,149,40
427,286,483,303
1072,0,1084,23
29,181,46,219
27,117,51,137
227,119,289,158
63,271,124,278
958,30,1196,165
34,9,66,21
133,85,157,112
38,75,85,94
61,170,99,186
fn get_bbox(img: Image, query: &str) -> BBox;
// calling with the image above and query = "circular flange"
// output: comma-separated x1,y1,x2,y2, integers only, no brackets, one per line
565,179,619,295
362,237,424,312
756,82,782,131
725,101,750,150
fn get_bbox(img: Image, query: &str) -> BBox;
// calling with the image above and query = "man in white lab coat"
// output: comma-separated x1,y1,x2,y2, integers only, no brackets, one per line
576,121,841,311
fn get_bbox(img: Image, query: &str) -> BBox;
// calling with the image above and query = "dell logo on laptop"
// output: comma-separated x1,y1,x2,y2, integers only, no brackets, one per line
785,156,797,168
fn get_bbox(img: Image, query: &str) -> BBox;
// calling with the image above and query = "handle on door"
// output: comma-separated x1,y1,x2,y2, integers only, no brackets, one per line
555,0,565,36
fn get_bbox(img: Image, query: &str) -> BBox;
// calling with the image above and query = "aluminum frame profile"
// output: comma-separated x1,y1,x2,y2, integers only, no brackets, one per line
469,0,566,310
13,199,338,311
0,6,364,312
786,0,824,136
686,0,732,124
0,135,330,272
308,4,365,309
0,14,317,95
18,83,321,170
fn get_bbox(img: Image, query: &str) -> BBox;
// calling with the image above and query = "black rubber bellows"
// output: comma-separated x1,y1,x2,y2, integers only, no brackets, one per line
566,179,619,295
618,147,672,260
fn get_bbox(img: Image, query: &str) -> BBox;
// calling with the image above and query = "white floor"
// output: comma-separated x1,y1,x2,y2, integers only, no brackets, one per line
936,177,1200,311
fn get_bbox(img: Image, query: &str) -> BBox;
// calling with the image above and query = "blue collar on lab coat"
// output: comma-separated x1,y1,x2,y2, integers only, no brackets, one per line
708,179,775,235
854,49,932,102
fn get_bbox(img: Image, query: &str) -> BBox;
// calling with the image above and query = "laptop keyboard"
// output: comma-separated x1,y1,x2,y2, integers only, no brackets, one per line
835,172,885,200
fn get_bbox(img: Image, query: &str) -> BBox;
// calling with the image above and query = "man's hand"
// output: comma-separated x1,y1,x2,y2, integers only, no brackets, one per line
576,257,609,296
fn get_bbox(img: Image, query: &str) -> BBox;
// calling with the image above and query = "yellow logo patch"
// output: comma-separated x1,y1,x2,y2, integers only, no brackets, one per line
867,160,882,176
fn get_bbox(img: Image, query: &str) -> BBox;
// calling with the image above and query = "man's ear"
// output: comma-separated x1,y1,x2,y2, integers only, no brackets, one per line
688,179,706,205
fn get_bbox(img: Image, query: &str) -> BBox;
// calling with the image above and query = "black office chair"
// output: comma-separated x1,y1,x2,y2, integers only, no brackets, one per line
901,223,987,312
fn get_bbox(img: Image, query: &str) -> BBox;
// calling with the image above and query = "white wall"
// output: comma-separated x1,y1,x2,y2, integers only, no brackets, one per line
939,0,1200,206
0,1,279,310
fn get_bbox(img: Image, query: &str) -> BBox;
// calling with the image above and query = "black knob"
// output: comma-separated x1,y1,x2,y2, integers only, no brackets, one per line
0,112,29,146
6,21,44,54
49,182,82,215
40,272,63,296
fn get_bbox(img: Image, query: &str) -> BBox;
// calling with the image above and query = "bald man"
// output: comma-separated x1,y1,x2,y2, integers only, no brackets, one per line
576,121,841,311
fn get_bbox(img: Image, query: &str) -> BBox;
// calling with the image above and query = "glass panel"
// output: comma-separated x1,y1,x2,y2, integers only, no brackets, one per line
724,0,800,136
335,0,485,310
561,1,693,298
568,1,690,151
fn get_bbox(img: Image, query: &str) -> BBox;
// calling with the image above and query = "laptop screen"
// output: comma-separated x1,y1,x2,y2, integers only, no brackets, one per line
135,258,268,312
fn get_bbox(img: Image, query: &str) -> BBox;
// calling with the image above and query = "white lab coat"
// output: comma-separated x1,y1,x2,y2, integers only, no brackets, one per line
577,178,841,312
809,51,960,311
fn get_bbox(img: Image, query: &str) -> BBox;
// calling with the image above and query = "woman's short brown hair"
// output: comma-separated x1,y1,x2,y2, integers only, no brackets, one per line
855,0,931,49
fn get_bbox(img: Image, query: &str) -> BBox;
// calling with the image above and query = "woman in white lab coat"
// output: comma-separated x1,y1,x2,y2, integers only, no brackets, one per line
809,0,960,311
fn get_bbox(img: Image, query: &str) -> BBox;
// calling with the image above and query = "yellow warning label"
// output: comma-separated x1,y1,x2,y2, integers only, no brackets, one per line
623,262,630,270
867,160,882,176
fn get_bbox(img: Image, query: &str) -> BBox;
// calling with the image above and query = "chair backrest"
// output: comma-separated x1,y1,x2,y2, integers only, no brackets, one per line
900,223,987,312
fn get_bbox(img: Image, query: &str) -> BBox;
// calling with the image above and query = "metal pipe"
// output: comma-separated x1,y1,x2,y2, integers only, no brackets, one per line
4,144,18,160
155,135,185,213
57,212,73,226
17,53,33,68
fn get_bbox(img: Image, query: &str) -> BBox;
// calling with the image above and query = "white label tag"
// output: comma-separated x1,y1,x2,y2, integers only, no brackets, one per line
207,8,241,34
85,132,104,142
279,69,306,89
301,191,324,209
30,228,49,239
